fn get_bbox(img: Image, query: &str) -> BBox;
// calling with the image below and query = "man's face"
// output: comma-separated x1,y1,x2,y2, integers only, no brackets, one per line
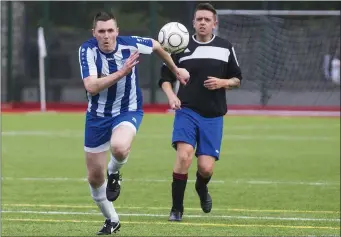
93,19,119,53
193,10,217,37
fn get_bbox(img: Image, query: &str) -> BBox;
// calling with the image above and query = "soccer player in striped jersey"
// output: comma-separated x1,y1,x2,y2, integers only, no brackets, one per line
159,3,242,221
78,11,189,235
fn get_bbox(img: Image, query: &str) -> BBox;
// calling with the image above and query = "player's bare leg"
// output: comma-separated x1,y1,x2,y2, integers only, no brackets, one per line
196,155,215,213
86,151,121,234
169,142,194,221
106,123,136,202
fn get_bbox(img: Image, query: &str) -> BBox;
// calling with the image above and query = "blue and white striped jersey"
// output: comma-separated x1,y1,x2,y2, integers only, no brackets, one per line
79,36,153,117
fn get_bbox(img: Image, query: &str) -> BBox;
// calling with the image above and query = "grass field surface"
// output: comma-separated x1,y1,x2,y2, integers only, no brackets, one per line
1,113,340,236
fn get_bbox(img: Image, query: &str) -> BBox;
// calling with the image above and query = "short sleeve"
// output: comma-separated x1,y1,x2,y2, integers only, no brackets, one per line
130,36,153,55
226,46,242,80
79,45,97,79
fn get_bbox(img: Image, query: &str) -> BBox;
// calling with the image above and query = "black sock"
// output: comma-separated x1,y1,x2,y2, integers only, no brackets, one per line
171,172,188,213
195,171,212,197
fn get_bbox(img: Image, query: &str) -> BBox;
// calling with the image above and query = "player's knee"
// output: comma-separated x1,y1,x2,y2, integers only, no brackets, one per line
111,143,130,160
87,170,105,187
198,165,213,178
177,150,193,167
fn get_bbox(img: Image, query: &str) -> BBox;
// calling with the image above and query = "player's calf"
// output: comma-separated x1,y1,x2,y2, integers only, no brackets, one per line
195,171,212,213
195,187,212,213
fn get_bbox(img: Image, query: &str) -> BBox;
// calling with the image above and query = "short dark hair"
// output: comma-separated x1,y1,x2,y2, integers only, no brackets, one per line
93,11,116,28
195,3,217,16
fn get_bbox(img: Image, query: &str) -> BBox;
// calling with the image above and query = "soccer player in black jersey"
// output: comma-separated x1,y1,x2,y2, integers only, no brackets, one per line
159,3,242,221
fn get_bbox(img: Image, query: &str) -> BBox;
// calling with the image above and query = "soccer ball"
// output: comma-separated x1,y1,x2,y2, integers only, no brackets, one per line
158,22,189,54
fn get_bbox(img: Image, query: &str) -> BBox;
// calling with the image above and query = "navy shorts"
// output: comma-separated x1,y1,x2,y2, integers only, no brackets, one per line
172,107,223,160
84,110,143,153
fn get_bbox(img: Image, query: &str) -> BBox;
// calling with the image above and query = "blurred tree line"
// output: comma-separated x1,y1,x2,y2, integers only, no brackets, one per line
24,1,340,33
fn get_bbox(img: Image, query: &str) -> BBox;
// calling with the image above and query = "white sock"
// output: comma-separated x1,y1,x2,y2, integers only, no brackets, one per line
108,154,128,175
89,181,119,222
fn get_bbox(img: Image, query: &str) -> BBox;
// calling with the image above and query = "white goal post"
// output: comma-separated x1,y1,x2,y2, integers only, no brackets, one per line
37,27,47,112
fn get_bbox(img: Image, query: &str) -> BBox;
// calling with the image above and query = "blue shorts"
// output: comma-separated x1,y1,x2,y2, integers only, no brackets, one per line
84,111,143,153
172,108,223,160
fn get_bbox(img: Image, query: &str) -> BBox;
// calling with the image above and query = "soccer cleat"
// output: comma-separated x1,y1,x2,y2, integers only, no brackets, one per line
97,219,121,235
168,209,183,221
196,186,212,213
106,171,122,202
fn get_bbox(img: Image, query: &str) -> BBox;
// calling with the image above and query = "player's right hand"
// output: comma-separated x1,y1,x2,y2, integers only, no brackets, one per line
168,94,181,110
120,51,140,76
176,68,190,85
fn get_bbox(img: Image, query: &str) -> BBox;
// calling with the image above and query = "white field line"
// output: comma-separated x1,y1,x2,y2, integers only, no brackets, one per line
2,124,340,134
226,125,340,130
0,177,224,184
3,124,340,132
1,210,340,222
3,203,339,214
238,180,340,186
1,177,339,186
3,218,340,230
1,131,339,141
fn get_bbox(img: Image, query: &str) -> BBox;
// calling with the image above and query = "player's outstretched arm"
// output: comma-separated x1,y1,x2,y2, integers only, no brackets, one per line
151,39,189,85
83,52,139,95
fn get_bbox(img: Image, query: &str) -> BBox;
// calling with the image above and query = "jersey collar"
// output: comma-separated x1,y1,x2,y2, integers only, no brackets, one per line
192,34,216,44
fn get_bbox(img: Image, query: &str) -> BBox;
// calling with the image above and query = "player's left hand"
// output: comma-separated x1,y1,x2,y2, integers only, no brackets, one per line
204,76,225,90
168,94,181,110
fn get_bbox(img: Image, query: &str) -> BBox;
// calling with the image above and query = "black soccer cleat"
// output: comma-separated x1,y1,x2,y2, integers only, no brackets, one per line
97,219,121,235
168,209,183,221
106,171,122,202
196,186,212,213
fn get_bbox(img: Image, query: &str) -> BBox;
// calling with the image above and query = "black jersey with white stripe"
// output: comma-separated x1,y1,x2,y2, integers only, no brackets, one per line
159,34,242,118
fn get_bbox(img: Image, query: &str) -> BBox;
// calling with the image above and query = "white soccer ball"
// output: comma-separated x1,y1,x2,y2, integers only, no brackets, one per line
158,22,189,54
